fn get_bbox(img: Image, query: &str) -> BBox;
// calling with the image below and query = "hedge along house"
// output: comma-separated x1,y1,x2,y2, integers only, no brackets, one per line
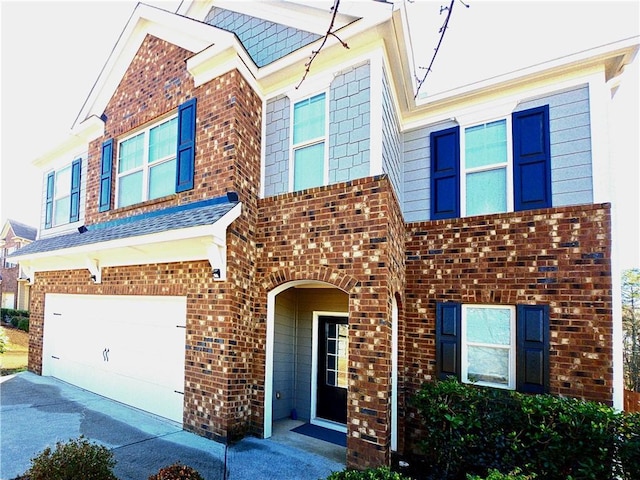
10,0,639,469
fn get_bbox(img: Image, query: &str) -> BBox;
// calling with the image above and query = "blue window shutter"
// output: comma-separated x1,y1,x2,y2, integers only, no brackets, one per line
430,126,460,219
176,98,197,193
512,105,551,211
45,172,55,229
516,304,550,394
99,139,114,212
436,302,461,380
69,158,82,222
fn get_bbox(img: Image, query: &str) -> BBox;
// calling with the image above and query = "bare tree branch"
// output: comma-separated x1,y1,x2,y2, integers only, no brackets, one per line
414,0,469,99
296,0,349,89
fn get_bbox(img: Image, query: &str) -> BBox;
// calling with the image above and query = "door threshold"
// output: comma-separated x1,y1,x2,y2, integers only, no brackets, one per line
311,418,347,433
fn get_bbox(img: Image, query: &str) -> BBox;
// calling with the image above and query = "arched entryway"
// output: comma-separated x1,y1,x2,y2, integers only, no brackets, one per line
264,280,350,438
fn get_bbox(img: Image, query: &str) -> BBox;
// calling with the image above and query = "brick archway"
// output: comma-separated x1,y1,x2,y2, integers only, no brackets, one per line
261,266,359,295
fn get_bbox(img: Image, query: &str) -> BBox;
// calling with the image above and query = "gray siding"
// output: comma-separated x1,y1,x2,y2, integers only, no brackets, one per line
264,95,290,197
381,68,403,204
329,62,371,183
204,7,320,67
263,62,371,197
517,85,593,206
273,289,296,421
401,85,593,222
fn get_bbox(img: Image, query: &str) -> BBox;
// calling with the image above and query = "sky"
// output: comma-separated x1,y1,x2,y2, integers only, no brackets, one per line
0,0,638,266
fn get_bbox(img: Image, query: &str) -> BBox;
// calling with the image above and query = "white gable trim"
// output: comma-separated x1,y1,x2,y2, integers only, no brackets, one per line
73,4,221,131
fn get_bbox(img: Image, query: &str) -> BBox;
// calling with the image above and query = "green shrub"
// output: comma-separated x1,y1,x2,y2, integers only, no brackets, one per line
326,467,412,480
617,411,640,480
17,317,29,332
26,436,117,480
148,462,205,480
0,328,7,353
467,468,536,480
411,378,628,480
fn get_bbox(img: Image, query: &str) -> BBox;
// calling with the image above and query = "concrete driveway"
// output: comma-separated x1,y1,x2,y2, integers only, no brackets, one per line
0,372,345,480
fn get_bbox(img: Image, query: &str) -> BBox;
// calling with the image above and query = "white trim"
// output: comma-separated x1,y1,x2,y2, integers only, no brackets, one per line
264,279,329,438
288,91,330,192
311,311,349,432
369,51,384,177
391,296,398,452
588,76,613,204
461,304,517,390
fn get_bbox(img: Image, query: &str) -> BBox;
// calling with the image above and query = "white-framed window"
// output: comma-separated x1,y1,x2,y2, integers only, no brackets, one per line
461,119,512,216
4,246,17,268
53,165,72,226
291,92,327,191
45,158,82,229
461,304,516,390
117,115,178,208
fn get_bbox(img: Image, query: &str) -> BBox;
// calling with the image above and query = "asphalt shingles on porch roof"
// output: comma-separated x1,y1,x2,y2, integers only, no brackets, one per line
10,197,238,257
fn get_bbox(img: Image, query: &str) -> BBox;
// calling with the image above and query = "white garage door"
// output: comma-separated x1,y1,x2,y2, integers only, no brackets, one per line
42,294,187,423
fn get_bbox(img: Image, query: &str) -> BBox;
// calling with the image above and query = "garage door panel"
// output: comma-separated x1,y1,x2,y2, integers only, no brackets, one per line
43,294,186,423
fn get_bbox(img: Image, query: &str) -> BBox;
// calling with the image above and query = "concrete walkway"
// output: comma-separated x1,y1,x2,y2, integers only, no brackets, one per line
0,372,345,480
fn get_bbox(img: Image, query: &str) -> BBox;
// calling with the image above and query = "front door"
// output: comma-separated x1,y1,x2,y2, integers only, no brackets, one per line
316,315,348,424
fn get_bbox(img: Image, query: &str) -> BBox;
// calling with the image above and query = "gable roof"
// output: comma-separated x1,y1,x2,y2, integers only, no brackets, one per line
1,220,37,242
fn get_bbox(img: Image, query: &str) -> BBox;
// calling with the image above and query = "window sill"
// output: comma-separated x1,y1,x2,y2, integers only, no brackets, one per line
112,194,178,216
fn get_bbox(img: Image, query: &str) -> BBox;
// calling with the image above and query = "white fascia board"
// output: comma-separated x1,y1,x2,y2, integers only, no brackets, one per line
14,203,242,275
403,65,607,132
186,36,264,97
32,115,104,169
73,4,220,130
409,37,640,117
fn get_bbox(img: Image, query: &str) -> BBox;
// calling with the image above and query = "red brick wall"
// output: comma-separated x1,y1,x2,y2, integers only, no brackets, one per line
404,203,614,445
84,35,258,226
30,33,263,443
255,175,405,468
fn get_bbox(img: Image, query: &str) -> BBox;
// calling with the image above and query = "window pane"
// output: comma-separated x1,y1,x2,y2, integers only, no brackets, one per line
149,117,177,163
53,197,70,226
466,307,512,345
149,159,176,200
54,166,71,198
119,133,144,173
118,171,143,208
465,120,507,169
466,168,507,216
467,346,509,385
293,93,325,144
294,143,324,190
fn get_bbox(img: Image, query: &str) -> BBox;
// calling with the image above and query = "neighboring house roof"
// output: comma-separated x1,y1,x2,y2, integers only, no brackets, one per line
1,219,37,242
11,198,236,258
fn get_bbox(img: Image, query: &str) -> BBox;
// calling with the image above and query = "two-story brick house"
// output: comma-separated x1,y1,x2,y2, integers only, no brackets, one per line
1,220,37,310
11,0,639,469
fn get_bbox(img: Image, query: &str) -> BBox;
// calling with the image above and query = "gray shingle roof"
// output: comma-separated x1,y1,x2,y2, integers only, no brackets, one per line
10,198,237,258
7,220,37,241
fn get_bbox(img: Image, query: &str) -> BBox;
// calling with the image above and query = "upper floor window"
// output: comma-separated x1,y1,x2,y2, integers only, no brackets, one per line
436,302,550,394
117,116,178,208
99,98,197,213
3,246,17,268
430,105,551,220
45,159,82,229
291,93,327,191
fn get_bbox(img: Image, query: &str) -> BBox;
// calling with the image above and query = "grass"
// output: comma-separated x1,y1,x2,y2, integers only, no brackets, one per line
1,325,28,375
